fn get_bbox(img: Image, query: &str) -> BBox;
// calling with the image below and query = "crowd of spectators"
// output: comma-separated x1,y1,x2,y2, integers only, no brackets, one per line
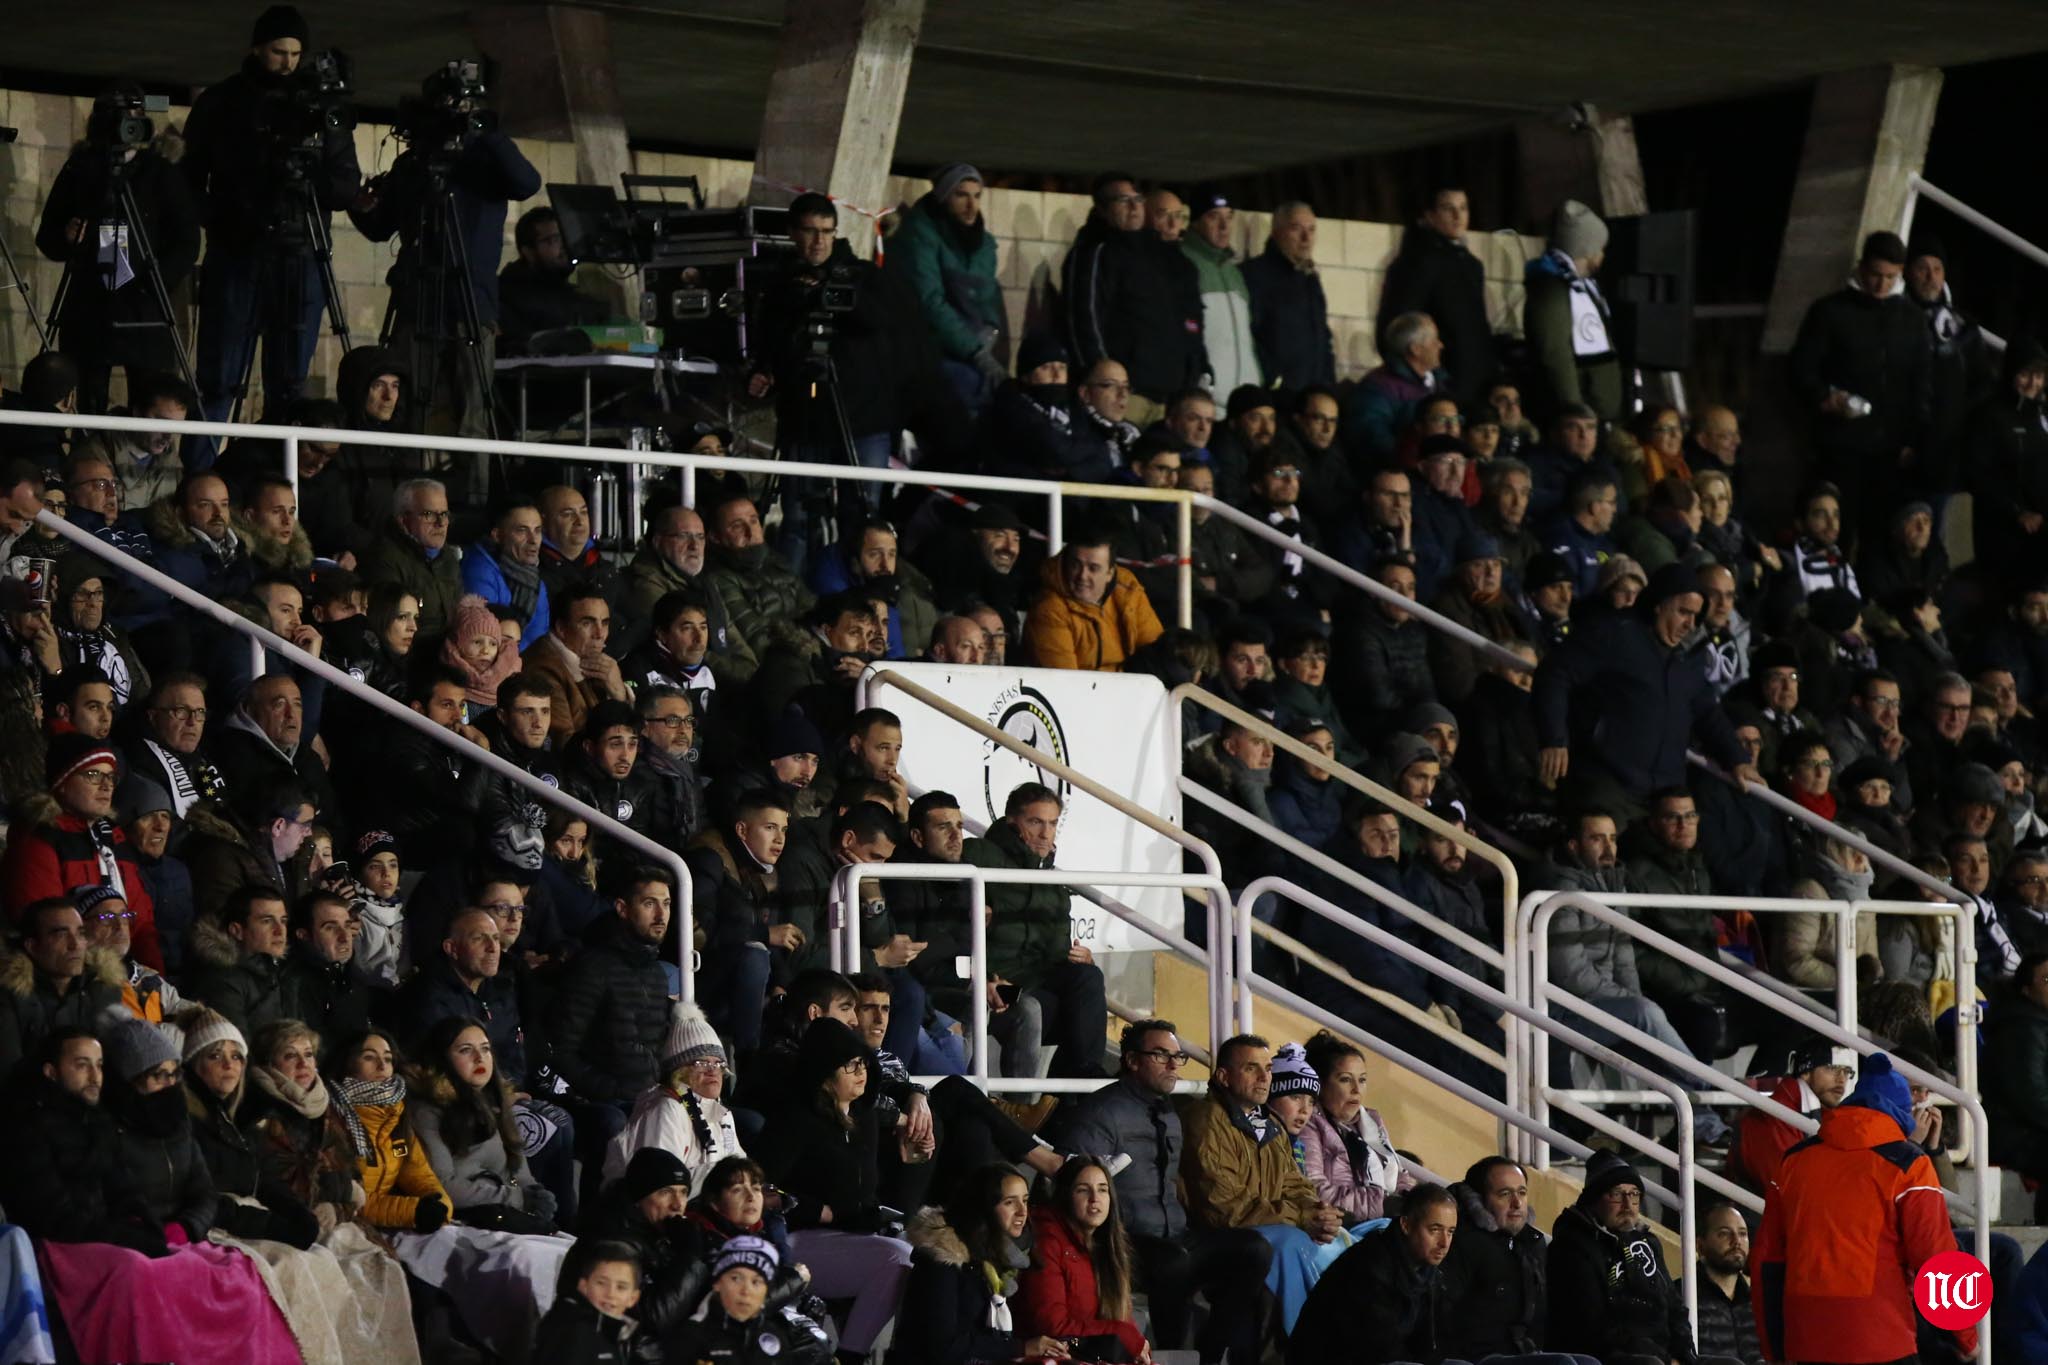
1,4,2044,1360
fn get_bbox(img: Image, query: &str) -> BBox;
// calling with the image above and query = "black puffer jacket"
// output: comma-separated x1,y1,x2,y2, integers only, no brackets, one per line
1061,219,1207,401
105,1079,218,1241
548,915,670,1103
585,1197,811,1337
0,1074,166,1253
560,747,680,863
182,915,294,1039
531,1292,666,1365
281,941,374,1045
1289,1221,1446,1365
1788,284,1931,464
1378,225,1495,406
752,1096,885,1232
185,1082,322,1248
1333,603,1436,739
1546,1168,1698,1365
981,380,1118,485
1438,1179,1548,1358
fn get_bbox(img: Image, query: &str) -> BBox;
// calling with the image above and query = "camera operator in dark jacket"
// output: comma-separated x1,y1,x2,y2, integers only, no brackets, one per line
183,5,362,438
36,87,202,414
347,65,541,441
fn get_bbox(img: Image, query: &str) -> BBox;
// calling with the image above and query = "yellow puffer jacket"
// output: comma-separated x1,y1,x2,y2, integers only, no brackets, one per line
351,1100,449,1231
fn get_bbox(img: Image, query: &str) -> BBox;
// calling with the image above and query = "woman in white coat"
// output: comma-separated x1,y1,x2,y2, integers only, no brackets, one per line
602,1002,744,1193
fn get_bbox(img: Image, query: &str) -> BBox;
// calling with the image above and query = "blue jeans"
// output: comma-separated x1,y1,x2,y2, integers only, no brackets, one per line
700,941,773,1051
939,357,994,418
194,248,329,455
882,968,967,1075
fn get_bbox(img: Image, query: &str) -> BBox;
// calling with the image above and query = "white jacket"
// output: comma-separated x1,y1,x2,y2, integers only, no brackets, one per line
601,1085,745,1192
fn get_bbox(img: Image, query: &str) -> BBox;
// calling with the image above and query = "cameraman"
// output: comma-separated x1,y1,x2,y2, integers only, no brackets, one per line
747,192,940,573
35,84,201,416
348,65,541,441
183,5,361,445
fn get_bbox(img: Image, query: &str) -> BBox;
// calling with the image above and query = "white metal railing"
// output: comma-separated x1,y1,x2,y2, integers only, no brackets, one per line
0,409,1200,629
858,667,1238,1048
29,507,701,998
829,863,1226,1094
1240,876,1704,1341
1899,174,2047,354
1526,890,1990,1362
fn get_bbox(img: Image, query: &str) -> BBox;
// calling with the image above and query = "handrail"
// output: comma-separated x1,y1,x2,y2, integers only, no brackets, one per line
831,863,1227,1092
1243,876,1700,1338
1176,781,1507,1068
1190,493,1529,672
0,408,1201,630
1528,890,1988,1363
31,508,701,999
1903,174,2048,275
858,667,1237,1051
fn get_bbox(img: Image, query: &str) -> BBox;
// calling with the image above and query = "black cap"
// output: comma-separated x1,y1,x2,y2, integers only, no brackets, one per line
970,502,1025,533
1523,551,1573,591
249,4,308,46
1188,185,1230,215
1227,385,1278,421
1016,334,1068,375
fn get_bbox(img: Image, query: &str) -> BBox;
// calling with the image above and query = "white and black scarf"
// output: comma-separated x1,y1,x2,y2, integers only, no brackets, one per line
334,1074,407,1160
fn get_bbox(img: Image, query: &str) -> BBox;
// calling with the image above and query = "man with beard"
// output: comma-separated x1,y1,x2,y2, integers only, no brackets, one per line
752,591,875,740
805,518,939,663
183,5,362,433
918,501,1031,626
637,686,706,846
1207,385,1279,508
623,590,720,725
621,504,746,675
562,701,675,865
1694,1202,1764,1365
462,498,551,650
1022,530,1164,673
497,207,608,354
146,473,253,602
700,489,815,666
1736,1036,1853,1194
1401,799,1501,1047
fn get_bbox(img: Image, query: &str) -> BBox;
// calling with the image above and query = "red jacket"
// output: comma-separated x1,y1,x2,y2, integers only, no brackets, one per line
1016,1206,1148,1360
1753,1104,1973,1364
0,797,163,970
1735,1074,1815,1193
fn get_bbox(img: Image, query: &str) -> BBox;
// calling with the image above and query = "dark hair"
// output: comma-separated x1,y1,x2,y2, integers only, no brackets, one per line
21,351,80,409
222,884,288,933
652,588,710,633
290,889,350,937
49,667,113,714
609,863,675,901
1218,619,1272,653
1861,230,1907,266
1090,171,1139,203
1119,1018,1177,1055
945,1163,1030,1265
732,789,791,822
834,777,897,810
1464,1155,1526,1194
831,801,903,850
1402,1181,1457,1220
699,1154,768,1203
514,206,559,252
554,579,610,619
307,571,364,611
2017,952,2048,992
39,1025,99,1070
409,663,469,704
127,371,198,416
848,970,889,996
365,583,418,638
908,790,962,829
789,192,837,224
1303,1029,1363,1087
579,699,641,746
497,671,553,707
785,969,858,1018
851,706,901,737
556,1238,644,1297
1216,1033,1270,1070
241,474,295,509
21,897,81,937
1048,1155,1136,1319
414,1014,521,1160
1004,781,1062,817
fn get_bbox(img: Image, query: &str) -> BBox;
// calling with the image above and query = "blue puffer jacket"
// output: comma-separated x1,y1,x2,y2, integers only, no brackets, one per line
460,543,551,648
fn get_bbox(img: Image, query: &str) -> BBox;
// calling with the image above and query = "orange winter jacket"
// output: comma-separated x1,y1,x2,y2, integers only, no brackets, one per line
1752,1104,1973,1364
1022,558,1165,672
350,1100,449,1231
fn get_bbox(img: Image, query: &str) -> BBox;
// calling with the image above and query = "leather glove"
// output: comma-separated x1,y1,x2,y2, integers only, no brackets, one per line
413,1194,449,1232
971,346,1008,386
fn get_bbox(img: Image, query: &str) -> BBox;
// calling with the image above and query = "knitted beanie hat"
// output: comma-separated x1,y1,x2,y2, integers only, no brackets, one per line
663,1002,724,1073
180,1007,248,1064
249,4,308,47
47,732,117,789
1551,199,1609,260
712,1234,779,1283
1269,1041,1320,1099
104,1017,180,1082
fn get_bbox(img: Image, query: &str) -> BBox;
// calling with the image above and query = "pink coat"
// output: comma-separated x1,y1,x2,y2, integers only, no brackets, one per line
1298,1104,1411,1221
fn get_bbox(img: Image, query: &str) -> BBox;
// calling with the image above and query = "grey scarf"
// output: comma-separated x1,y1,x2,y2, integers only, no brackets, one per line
497,551,541,621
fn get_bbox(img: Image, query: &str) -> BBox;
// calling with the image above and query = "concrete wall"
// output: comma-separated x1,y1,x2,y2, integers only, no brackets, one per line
1,86,1541,410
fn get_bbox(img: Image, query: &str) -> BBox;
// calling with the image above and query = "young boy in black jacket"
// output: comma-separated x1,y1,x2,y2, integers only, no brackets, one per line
663,1235,834,1365
532,1238,664,1365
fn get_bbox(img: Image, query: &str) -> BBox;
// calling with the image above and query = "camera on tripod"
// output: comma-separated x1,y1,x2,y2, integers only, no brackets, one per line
798,262,858,371
392,59,493,157
84,88,169,154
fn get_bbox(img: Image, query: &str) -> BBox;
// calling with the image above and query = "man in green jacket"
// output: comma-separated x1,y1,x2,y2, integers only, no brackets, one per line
1522,199,1622,426
960,781,1106,1077
888,162,1006,413
1622,786,1733,1060
1181,186,1261,398
359,475,463,637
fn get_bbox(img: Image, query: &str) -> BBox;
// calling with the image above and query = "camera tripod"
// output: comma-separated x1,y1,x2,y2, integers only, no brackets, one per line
378,156,500,442
765,350,875,558
45,155,200,402
222,171,354,427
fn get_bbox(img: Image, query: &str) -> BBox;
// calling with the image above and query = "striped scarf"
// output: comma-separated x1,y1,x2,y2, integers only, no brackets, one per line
334,1074,407,1159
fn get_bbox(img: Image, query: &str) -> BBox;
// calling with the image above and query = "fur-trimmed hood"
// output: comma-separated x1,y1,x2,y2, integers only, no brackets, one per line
233,510,315,575
0,943,126,1000
11,790,67,834
189,912,247,970
183,800,253,849
144,492,199,550
905,1205,972,1266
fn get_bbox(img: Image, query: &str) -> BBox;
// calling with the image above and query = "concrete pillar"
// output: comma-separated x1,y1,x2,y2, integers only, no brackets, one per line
752,0,925,257
1588,110,1648,218
1513,105,1644,227
1761,66,1942,355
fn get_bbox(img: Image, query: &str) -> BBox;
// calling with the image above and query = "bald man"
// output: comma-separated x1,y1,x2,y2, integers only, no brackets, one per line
1689,404,1742,479
928,615,987,665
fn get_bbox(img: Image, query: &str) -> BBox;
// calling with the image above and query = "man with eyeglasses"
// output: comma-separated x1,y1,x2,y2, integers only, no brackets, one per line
124,672,227,817
622,505,748,677
1823,668,1916,809
359,475,463,638
1060,174,1207,423
1343,310,1450,463
2,735,164,968
635,686,706,846
78,883,183,1025
1546,1152,1692,1365
1053,1020,1273,1364
1906,671,1978,804
0,898,129,1079
460,498,551,651
183,777,313,927
1243,445,1331,627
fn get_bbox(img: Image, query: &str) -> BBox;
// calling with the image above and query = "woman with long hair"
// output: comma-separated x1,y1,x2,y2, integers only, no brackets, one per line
601,1002,744,1193
1018,1157,1149,1362
540,810,608,937
409,1017,559,1230
752,1018,911,1362
896,1164,1073,1365
334,1026,571,1363
1298,1031,1411,1223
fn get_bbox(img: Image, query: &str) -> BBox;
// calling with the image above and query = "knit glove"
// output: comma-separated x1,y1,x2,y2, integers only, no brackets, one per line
971,346,1008,386
523,1182,559,1228
413,1194,449,1232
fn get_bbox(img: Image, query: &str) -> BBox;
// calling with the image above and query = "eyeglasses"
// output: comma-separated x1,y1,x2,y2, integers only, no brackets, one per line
1650,422,1683,435
479,900,525,916
1267,467,1302,480
91,909,137,923
69,587,106,602
151,704,207,723
408,509,452,525
1135,1048,1192,1066
1796,758,1835,771
839,1057,870,1073
1935,702,1972,716
685,1057,726,1073
1108,193,1144,206
68,478,118,494
71,769,118,789
646,714,697,731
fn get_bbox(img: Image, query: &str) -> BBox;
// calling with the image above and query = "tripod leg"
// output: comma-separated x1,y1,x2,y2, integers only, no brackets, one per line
438,186,500,442
117,181,201,406
0,232,52,351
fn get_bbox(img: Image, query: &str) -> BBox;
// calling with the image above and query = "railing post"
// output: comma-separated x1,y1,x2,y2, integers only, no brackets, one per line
1047,489,1064,555
1837,903,1858,1038
682,464,698,510
283,435,299,508
1176,495,1193,630
969,869,989,1088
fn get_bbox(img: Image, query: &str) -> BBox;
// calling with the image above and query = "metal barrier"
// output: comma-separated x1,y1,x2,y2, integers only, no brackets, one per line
0,408,1200,628
1899,174,2045,352
858,667,1238,1050
30,508,702,998
1240,876,1704,1339
1526,890,1991,1361
829,863,1227,1094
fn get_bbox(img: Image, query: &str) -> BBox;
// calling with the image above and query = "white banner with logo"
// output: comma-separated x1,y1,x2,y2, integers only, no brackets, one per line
860,663,1183,952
